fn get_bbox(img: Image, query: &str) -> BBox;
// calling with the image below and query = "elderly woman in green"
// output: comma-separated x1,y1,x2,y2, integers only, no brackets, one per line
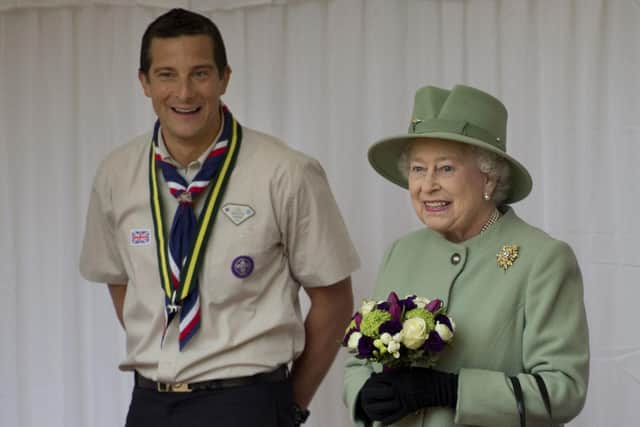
343,85,589,426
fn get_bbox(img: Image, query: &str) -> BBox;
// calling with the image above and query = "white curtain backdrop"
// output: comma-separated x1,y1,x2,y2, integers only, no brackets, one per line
1,0,639,426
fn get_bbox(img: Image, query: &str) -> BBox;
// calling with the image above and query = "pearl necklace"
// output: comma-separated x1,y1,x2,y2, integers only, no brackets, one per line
480,209,501,233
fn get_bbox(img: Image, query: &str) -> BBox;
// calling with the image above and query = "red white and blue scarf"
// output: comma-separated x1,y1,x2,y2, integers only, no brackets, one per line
149,105,242,350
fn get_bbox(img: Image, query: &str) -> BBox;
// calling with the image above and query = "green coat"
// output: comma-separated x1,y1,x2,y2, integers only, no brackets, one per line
343,208,589,427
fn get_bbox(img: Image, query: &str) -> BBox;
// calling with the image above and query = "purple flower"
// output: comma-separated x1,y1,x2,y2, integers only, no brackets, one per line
376,302,389,310
379,320,403,335
354,312,363,328
387,291,400,305
435,314,452,330
357,335,375,358
400,298,417,311
424,330,445,353
386,292,402,322
389,303,402,322
426,299,443,313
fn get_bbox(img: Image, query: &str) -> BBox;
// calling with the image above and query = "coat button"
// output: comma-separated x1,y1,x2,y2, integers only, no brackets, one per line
450,253,461,265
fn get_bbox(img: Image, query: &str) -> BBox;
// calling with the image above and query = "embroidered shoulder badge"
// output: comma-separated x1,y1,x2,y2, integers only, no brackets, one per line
130,229,151,246
497,245,519,271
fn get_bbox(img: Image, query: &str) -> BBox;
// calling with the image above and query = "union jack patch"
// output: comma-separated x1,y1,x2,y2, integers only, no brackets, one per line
130,229,151,246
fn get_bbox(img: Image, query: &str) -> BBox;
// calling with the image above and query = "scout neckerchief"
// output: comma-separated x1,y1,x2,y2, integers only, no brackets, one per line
149,105,242,350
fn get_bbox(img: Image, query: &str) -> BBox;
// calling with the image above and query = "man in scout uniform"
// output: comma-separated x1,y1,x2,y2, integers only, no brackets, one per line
79,8,359,427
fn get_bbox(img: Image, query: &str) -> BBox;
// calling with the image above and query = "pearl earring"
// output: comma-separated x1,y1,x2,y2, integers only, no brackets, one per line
483,192,490,201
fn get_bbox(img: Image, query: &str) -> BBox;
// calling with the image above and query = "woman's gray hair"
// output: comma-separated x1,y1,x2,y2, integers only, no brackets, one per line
470,146,511,205
397,142,512,205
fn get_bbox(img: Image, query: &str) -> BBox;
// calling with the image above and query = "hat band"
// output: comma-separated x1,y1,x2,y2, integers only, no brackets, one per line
411,118,505,151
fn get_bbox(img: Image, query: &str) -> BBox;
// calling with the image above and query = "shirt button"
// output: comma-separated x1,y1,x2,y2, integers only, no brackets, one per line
450,253,461,265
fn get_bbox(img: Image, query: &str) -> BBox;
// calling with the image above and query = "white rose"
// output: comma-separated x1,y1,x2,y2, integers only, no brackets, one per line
435,322,454,342
401,317,428,350
360,300,377,315
413,297,431,309
387,341,400,353
380,333,392,345
347,332,362,350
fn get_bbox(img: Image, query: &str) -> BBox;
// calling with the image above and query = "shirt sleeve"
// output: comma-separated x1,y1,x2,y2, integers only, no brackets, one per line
79,161,128,284
455,239,589,425
281,157,360,287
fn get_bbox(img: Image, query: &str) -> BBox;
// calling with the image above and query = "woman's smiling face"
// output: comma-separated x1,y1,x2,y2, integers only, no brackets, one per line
407,138,496,242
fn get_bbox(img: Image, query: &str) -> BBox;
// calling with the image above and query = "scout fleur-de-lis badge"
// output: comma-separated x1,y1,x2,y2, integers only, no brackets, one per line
497,245,519,271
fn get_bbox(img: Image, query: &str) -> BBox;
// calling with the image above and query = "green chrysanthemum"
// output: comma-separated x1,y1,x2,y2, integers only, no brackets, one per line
405,308,435,332
360,310,392,337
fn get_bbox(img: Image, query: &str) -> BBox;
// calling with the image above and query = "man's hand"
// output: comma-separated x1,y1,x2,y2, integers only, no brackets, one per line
290,277,354,410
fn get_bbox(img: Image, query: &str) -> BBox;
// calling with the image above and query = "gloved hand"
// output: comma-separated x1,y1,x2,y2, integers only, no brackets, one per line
358,367,458,425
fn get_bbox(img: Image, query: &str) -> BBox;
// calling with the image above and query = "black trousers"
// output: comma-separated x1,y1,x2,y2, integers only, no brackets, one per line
125,376,296,427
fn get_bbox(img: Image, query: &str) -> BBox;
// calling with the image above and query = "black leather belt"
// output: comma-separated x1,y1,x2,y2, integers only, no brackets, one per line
135,365,289,393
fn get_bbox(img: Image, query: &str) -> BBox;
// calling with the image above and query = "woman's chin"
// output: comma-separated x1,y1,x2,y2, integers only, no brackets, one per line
423,217,449,233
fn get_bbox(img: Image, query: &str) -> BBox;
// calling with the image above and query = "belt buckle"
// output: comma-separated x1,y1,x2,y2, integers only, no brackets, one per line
157,382,191,393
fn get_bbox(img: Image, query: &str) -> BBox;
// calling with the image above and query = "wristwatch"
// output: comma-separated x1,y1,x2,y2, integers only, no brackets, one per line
293,403,310,425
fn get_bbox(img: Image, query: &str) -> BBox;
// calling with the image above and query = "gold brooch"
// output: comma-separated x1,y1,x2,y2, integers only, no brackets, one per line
497,245,519,271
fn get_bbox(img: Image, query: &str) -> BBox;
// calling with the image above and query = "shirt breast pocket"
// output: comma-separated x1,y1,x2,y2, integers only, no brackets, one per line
200,237,288,306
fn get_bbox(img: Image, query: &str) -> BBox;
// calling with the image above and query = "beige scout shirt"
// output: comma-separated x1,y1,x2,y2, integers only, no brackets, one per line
80,125,360,383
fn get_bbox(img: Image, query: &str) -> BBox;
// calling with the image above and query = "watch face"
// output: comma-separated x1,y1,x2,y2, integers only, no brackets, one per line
293,403,310,424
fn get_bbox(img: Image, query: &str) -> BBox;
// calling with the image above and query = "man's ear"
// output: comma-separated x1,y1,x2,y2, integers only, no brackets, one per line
139,70,151,98
220,65,232,95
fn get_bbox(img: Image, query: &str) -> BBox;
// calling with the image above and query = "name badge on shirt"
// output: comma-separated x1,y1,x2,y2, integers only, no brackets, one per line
130,229,152,246
222,203,255,225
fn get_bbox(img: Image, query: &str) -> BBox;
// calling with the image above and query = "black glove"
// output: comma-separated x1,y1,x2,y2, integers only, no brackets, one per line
359,367,458,425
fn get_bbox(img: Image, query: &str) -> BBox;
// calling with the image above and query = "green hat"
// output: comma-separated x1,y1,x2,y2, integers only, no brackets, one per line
368,84,532,204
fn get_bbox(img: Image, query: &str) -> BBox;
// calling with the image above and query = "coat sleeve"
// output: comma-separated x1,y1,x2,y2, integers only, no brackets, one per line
455,239,589,426
343,355,376,427
342,242,398,426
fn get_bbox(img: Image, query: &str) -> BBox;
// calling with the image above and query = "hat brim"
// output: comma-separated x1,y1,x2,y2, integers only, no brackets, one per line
368,132,533,204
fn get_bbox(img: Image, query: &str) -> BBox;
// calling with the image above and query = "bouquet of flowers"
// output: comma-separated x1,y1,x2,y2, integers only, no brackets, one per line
342,292,455,369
